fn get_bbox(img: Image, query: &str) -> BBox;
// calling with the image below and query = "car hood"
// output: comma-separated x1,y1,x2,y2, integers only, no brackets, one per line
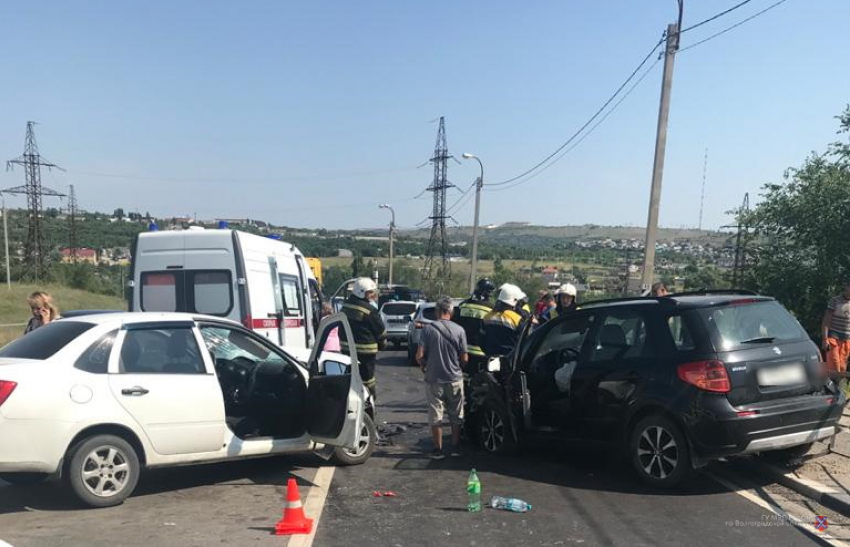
0,358,38,367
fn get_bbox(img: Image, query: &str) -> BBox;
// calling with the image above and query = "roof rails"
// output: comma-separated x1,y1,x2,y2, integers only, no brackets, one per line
576,289,761,310
669,289,759,297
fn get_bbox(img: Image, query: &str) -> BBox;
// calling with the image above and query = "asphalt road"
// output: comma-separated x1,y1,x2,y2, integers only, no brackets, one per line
0,350,836,547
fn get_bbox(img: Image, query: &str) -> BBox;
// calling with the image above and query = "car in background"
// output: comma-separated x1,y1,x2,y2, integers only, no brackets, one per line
0,312,374,507
379,301,417,348
466,291,845,488
407,302,437,365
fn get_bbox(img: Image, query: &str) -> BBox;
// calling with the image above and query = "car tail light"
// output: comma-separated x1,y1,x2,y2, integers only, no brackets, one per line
736,410,759,417
677,360,731,393
415,321,426,329
0,381,17,407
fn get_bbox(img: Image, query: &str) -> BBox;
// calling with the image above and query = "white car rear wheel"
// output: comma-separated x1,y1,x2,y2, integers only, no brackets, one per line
66,434,140,508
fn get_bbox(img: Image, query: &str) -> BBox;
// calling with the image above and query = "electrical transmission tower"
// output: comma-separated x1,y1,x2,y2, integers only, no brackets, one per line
66,185,80,262
731,193,750,287
421,116,454,290
698,148,708,231
4,122,65,280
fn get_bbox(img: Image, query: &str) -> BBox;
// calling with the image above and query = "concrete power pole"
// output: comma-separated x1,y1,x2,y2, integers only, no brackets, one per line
640,22,680,291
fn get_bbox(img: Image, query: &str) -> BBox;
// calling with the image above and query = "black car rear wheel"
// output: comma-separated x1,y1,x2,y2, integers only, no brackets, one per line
629,415,691,488
476,402,517,455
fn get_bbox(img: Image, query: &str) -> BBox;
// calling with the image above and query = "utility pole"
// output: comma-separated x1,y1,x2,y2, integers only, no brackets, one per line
640,20,680,291
379,204,395,285
1,192,10,290
462,153,484,294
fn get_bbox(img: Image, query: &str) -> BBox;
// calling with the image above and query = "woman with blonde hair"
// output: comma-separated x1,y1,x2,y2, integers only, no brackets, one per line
24,291,59,334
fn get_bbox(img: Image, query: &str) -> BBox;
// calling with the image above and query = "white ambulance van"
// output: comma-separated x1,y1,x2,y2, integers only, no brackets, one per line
129,227,322,359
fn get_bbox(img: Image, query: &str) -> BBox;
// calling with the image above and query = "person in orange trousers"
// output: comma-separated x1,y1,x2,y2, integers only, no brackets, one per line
822,283,850,385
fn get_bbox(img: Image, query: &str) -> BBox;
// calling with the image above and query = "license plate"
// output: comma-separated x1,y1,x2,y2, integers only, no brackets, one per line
758,364,806,386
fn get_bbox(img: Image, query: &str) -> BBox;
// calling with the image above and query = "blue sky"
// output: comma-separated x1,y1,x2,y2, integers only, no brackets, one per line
1,1,848,231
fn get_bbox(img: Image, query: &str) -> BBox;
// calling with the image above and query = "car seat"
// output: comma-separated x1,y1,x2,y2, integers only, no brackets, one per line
596,324,628,361
164,331,202,374
119,336,143,373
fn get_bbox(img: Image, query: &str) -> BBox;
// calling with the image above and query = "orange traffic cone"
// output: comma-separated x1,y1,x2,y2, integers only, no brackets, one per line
275,478,314,536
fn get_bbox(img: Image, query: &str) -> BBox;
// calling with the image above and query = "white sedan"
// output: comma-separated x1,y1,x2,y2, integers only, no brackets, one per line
0,312,375,507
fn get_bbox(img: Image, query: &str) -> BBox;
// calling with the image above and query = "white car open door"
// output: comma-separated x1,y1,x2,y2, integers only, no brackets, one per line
305,313,364,450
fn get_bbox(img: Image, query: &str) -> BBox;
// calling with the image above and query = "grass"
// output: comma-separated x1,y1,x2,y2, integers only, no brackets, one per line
0,283,126,348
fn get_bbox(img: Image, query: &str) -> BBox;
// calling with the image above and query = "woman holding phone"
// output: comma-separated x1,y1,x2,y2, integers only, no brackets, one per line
24,291,59,334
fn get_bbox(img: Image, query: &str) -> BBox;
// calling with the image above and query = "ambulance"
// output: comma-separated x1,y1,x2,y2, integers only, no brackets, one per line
129,227,322,359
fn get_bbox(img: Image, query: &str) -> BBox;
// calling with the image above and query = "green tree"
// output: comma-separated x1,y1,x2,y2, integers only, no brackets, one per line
351,253,365,278
741,106,850,335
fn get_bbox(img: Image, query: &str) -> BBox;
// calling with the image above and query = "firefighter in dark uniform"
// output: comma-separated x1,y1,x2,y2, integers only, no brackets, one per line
340,277,386,396
452,278,496,374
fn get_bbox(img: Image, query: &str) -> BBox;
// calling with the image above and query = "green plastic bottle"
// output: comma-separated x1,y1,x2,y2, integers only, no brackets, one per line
467,468,482,512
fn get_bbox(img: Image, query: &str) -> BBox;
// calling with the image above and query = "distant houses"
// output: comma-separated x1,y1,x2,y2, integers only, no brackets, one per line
59,247,131,266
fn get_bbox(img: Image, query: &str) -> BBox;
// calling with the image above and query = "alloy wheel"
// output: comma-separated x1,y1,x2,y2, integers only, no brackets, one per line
481,409,505,452
636,425,679,480
80,445,131,498
342,422,372,458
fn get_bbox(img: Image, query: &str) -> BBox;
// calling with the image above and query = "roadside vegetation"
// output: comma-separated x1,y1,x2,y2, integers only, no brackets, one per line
0,283,125,347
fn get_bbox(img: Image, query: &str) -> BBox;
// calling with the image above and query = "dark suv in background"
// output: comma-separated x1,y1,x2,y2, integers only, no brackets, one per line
467,291,845,487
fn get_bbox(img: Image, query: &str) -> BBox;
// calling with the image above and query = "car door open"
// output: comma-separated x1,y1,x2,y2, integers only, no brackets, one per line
305,313,364,450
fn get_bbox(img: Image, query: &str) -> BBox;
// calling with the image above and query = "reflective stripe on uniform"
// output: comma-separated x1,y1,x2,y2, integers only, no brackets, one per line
341,341,380,354
467,344,486,356
363,377,377,387
459,304,490,320
483,310,522,329
343,303,373,315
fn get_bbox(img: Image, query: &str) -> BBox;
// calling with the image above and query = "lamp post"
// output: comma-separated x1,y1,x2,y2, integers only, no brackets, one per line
378,204,395,285
461,153,484,294
1,192,9,290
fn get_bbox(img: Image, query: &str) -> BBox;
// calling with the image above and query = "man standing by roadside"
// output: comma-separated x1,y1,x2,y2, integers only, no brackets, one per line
822,283,850,385
417,296,468,460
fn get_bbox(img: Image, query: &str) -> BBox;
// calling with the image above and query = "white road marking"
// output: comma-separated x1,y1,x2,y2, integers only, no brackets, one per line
287,465,336,547
704,469,849,547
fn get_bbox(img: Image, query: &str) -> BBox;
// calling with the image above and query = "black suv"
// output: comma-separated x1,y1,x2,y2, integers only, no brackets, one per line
466,291,846,487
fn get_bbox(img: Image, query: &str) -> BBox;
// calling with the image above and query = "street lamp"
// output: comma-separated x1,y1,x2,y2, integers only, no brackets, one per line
0,192,9,290
461,153,484,294
378,204,396,285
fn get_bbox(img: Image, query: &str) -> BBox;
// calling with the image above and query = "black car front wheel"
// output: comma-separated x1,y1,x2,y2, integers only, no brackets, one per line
476,402,517,455
629,415,691,488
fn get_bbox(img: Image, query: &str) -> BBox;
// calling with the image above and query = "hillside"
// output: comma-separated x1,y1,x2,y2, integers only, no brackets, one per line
395,223,732,247
0,284,126,347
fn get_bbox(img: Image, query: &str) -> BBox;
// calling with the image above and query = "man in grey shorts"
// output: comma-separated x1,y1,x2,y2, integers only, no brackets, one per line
416,296,468,459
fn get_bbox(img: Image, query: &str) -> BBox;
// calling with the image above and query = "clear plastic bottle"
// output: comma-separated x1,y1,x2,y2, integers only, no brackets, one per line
490,496,532,513
467,469,482,512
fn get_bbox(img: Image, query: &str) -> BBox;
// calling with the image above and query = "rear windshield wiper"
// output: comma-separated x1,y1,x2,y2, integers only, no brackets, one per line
740,336,776,344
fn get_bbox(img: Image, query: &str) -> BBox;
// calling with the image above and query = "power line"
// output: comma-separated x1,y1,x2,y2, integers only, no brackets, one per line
680,0,791,53
487,33,666,187
487,55,663,193
66,165,419,185
680,0,754,33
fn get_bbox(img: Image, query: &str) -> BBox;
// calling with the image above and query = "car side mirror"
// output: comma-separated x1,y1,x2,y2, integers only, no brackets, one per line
324,360,348,376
